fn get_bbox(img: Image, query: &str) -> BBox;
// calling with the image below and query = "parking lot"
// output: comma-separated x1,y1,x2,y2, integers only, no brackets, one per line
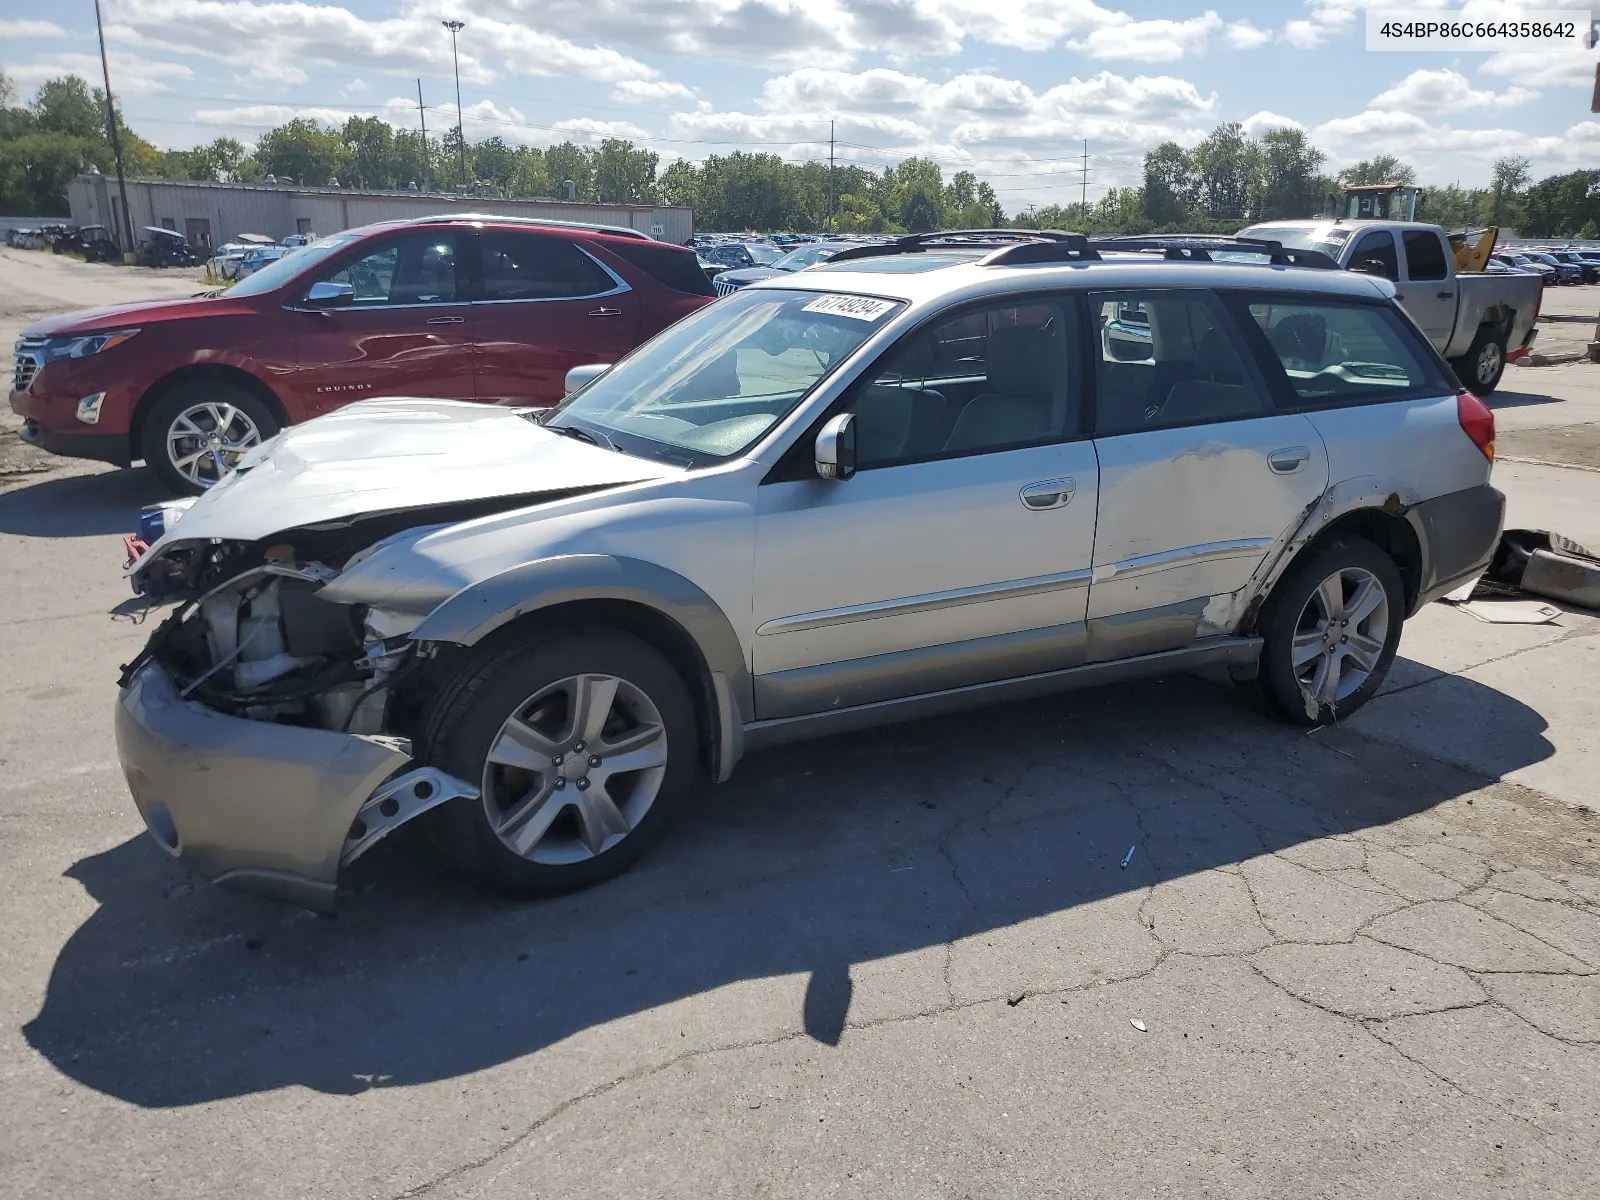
4,247,1600,1198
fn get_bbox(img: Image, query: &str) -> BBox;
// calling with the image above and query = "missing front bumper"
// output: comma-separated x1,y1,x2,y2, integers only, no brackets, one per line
115,662,475,910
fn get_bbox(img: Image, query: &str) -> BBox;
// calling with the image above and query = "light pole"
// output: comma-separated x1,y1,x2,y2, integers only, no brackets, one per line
441,19,467,187
92,0,134,255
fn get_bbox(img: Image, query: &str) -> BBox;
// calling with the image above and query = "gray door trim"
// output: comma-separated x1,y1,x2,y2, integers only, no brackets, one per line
757,567,1092,637
1093,538,1272,583
744,636,1263,751
753,621,1087,720
1084,596,1208,664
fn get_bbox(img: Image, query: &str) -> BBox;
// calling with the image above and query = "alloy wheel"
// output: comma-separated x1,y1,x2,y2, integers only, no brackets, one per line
480,673,669,864
1290,566,1391,708
1475,340,1503,388
165,401,262,487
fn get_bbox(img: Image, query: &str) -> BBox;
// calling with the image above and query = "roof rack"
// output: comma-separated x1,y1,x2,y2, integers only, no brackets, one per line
826,228,1088,263
407,213,650,240
1082,235,1339,269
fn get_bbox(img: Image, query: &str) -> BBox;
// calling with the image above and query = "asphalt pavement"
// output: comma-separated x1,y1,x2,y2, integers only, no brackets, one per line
2,250,1599,1199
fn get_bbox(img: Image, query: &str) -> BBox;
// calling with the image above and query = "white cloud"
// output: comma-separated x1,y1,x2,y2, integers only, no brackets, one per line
1240,110,1304,137
102,0,657,87
341,78,368,96
1226,21,1273,49
611,79,697,104
6,51,194,97
1070,13,1223,62
1369,68,1536,112
0,19,68,38
1482,48,1598,87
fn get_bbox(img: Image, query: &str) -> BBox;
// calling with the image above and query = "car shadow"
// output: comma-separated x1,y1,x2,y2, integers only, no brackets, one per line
22,669,1553,1108
1488,386,1569,409
0,467,169,537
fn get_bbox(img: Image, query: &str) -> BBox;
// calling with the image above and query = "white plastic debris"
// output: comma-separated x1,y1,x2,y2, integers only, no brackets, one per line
1130,1018,1147,1032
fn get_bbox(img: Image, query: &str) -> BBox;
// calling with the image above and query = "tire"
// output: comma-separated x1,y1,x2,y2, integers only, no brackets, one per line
422,629,700,898
1452,327,1507,394
1256,539,1405,727
139,381,279,495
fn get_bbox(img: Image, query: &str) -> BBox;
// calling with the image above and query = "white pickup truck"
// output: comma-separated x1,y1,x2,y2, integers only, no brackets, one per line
1241,219,1541,393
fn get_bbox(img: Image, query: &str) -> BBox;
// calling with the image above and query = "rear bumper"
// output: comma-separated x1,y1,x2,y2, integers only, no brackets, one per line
1412,483,1506,610
115,662,473,910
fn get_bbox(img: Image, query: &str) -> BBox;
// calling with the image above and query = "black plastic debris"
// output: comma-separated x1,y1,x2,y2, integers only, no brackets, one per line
1485,530,1600,610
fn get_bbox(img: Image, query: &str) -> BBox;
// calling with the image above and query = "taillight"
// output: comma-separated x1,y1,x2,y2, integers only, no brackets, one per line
1457,390,1495,461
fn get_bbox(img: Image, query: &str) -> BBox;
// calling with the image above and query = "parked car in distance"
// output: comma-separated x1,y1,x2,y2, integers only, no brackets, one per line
115,230,1504,911
11,215,716,493
57,224,120,263
701,242,784,269
1540,250,1600,283
1493,251,1557,283
1519,250,1583,285
232,244,289,279
1242,220,1541,392
711,240,854,294
137,228,202,268
208,233,277,280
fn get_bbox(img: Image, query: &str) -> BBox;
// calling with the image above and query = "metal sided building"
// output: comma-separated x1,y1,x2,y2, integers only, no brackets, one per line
67,175,695,250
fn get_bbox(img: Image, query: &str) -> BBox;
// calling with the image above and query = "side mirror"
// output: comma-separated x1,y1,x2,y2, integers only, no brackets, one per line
814,413,856,481
1351,258,1390,279
564,362,612,396
304,280,354,306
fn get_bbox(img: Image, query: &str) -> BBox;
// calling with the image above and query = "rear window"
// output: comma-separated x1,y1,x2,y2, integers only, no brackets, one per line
603,239,715,296
1234,296,1453,406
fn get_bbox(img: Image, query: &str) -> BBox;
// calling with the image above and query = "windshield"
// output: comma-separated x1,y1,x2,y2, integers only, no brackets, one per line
772,245,836,271
746,244,783,265
1240,225,1351,254
224,233,359,296
549,287,904,465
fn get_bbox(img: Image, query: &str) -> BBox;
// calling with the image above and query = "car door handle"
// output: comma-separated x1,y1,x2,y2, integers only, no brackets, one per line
1020,478,1075,510
1268,446,1311,474
425,315,464,324
1436,291,1454,299
589,307,623,317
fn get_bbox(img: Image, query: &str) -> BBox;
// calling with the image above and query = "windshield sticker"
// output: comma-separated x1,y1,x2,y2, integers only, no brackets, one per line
801,294,897,322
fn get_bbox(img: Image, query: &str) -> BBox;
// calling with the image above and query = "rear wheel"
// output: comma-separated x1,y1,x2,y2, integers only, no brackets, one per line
1256,539,1405,726
424,629,699,897
139,381,278,494
1453,327,1507,393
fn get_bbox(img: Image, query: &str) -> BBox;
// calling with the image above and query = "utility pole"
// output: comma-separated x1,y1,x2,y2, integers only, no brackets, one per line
442,20,467,187
416,79,429,192
1081,138,1089,214
92,0,134,256
828,120,835,232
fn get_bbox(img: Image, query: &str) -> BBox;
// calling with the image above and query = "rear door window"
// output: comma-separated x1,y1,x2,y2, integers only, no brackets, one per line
477,231,617,301
600,239,715,296
1232,295,1454,406
1088,290,1271,434
1403,230,1450,281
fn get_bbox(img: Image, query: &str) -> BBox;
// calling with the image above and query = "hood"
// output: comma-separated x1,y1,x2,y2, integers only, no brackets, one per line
23,293,234,337
717,266,786,286
134,398,680,560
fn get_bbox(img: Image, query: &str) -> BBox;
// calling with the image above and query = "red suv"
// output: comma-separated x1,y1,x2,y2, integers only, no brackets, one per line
10,215,714,492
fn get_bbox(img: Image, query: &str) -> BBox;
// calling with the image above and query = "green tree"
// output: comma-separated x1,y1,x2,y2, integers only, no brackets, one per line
341,116,395,189
947,169,977,211
656,158,699,209
506,146,548,197
1337,155,1417,188
592,138,657,204
544,141,593,200
1490,154,1533,227
254,118,348,185
31,76,103,139
472,135,517,195
1249,127,1325,221
1189,122,1251,221
1142,142,1193,225
1521,170,1598,237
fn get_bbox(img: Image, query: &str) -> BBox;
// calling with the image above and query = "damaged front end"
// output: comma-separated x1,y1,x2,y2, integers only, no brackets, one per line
117,542,479,911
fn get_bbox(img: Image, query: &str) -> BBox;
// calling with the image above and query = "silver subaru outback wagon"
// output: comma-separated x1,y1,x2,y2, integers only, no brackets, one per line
117,231,1504,909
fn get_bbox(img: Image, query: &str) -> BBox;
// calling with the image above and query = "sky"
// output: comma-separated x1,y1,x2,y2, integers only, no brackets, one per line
2,0,1598,208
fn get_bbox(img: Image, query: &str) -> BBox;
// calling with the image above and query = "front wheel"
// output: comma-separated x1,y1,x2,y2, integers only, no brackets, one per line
423,630,700,897
140,382,278,494
1256,539,1405,726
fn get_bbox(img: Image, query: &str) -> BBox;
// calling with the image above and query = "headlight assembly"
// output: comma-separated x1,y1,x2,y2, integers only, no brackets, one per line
41,328,141,362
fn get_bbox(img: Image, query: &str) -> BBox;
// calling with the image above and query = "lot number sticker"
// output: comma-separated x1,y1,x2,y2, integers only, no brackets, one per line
802,294,897,322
